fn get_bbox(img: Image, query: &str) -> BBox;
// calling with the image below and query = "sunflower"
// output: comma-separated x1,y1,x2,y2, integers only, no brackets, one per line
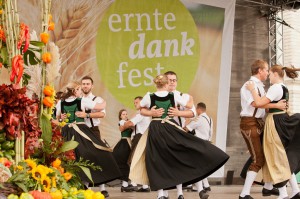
51,176,57,188
24,159,37,171
31,165,45,180
41,175,51,192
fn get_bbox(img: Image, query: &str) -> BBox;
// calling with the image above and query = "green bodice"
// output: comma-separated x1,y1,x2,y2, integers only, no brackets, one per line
150,92,175,119
121,129,132,138
61,98,84,123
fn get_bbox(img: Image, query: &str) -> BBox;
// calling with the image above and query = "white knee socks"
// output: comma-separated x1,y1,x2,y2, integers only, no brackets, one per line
289,173,300,197
240,171,257,197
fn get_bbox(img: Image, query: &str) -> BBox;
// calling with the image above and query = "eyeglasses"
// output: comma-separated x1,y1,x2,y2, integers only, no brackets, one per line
169,79,177,83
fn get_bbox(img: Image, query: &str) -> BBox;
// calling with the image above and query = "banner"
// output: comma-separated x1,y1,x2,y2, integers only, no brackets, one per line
0,0,235,177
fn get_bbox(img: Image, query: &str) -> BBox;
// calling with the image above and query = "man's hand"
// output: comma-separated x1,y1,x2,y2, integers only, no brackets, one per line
75,111,87,118
150,106,164,117
276,99,288,110
168,107,180,117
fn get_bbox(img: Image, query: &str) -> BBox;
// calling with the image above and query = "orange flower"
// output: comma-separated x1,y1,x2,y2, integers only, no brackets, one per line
43,85,54,96
43,97,54,107
57,166,64,174
62,172,72,181
48,22,55,31
52,158,61,168
42,52,52,63
40,32,49,44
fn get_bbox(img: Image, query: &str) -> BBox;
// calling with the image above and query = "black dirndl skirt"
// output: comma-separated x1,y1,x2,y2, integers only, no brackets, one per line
113,138,131,181
145,119,229,191
62,123,121,184
273,112,300,174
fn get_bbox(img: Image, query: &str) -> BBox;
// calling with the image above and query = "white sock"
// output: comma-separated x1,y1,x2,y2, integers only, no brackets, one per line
99,184,105,191
176,184,183,197
131,182,137,186
263,182,273,190
142,184,149,189
278,186,288,199
289,173,300,197
240,171,257,197
196,181,204,192
203,178,210,188
157,189,164,198
122,181,129,187
164,190,169,197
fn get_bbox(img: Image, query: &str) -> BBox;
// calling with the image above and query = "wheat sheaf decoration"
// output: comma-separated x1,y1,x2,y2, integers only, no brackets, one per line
46,0,112,89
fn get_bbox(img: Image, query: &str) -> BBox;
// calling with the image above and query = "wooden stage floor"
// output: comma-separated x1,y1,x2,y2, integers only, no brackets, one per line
89,185,294,199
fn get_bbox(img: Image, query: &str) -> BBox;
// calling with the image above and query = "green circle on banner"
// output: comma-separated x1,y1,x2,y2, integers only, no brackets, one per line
96,0,200,108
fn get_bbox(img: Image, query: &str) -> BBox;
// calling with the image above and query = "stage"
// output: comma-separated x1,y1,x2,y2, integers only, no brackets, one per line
89,185,289,199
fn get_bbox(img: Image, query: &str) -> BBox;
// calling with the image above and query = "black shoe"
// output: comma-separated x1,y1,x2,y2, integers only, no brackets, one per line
239,195,253,199
121,185,134,192
199,190,209,199
157,197,168,199
204,187,211,192
291,192,300,199
178,195,184,199
136,187,151,192
132,185,139,191
262,187,279,196
101,190,109,198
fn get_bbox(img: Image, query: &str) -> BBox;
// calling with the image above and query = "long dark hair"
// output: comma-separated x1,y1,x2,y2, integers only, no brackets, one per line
118,109,127,121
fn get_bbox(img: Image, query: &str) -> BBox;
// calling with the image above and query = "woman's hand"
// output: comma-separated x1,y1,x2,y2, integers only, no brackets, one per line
245,81,255,91
60,113,67,120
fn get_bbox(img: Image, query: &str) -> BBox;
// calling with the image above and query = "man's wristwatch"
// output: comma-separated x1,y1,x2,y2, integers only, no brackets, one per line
86,113,90,118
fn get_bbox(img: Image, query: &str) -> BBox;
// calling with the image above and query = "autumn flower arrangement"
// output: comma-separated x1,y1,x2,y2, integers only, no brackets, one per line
0,0,102,197
5,158,104,199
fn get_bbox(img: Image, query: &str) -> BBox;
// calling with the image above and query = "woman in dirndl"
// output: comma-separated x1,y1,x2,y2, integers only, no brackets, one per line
132,74,229,199
112,109,134,192
246,65,300,199
56,81,121,186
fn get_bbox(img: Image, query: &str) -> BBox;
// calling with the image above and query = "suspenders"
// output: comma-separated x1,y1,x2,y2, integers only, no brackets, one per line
177,92,183,127
86,96,97,127
252,88,261,117
202,115,212,139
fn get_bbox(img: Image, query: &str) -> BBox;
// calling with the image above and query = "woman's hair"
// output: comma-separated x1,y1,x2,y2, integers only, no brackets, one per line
118,109,127,120
251,60,268,75
271,65,300,79
153,74,168,89
61,81,81,100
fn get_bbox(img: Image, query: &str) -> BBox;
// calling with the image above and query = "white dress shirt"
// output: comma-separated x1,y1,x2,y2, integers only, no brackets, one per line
186,112,213,141
240,76,266,118
82,93,106,128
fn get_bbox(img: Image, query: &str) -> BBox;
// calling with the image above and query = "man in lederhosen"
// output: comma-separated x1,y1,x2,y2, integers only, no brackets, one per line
239,60,286,199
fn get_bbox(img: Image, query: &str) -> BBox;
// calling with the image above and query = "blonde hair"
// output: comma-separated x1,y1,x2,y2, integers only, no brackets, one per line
153,74,168,89
61,81,81,100
271,65,300,79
